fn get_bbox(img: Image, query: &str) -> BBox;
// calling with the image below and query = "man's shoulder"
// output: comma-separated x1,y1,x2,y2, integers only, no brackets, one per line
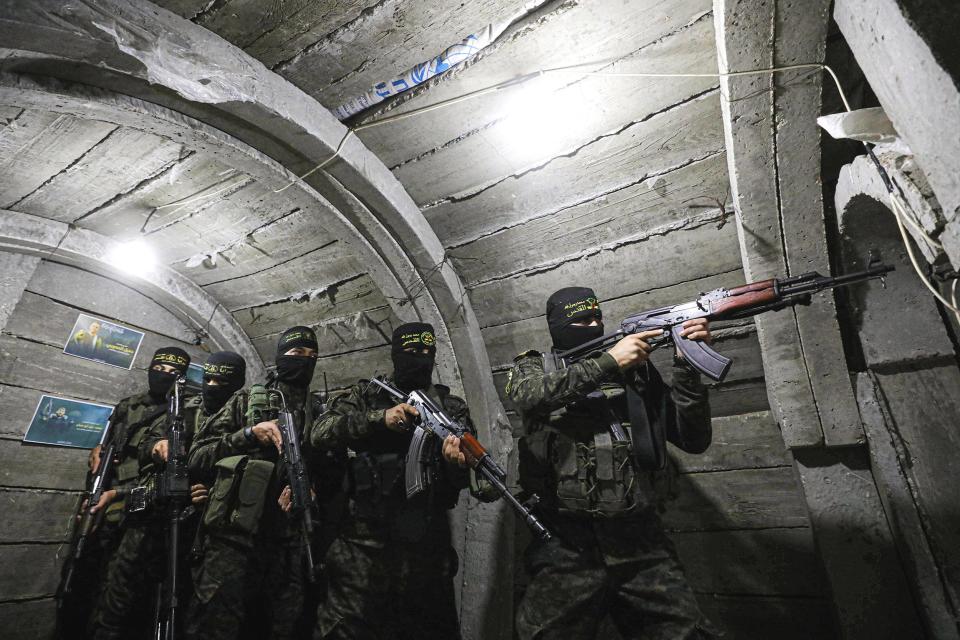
434,384,467,411
118,390,152,408
513,349,543,363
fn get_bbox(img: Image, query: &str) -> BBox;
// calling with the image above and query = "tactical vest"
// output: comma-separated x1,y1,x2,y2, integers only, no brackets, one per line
108,394,167,525
345,383,462,540
192,391,275,545
517,355,669,518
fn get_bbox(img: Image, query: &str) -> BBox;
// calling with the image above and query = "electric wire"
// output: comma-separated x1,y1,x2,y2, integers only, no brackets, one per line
889,191,960,319
142,55,959,316
272,62,854,194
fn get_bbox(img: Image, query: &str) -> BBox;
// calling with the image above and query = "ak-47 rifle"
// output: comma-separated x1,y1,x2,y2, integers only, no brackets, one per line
369,378,551,541
58,415,117,599
550,260,895,381
267,377,318,583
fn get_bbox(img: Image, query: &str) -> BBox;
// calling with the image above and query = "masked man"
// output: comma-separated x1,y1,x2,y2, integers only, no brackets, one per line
307,322,497,640
508,287,715,639
86,347,201,639
185,329,335,640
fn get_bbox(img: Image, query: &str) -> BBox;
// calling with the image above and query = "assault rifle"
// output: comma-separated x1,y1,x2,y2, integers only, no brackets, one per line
130,377,190,640
369,378,551,541
268,379,318,583
550,261,895,381
58,415,117,598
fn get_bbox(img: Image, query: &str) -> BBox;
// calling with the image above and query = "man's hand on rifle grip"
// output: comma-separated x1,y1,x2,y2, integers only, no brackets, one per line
384,403,419,433
675,318,712,360
191,484,209,505
87,489,118,515
252,420,283,452
152,440,169,463
442,434,469,468
608,330,662,370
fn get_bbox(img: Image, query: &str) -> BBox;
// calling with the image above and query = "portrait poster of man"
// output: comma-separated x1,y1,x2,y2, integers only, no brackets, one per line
23,394,113,449
63,313,145,370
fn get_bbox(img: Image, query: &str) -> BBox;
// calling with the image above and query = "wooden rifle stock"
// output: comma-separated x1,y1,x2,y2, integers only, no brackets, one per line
711,283,778,316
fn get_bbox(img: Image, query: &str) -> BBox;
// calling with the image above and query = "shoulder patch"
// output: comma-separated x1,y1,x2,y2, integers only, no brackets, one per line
513,349,542,362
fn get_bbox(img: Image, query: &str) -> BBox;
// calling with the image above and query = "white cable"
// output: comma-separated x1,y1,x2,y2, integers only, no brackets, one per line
889,191,960,316
272,62,852,193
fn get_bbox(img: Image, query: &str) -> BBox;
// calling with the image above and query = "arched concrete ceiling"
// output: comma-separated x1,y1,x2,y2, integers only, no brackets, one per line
0,0,740,404
0,2,742,636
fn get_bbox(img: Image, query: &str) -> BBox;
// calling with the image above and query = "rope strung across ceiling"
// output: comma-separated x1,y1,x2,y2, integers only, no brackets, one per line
143,56,960,317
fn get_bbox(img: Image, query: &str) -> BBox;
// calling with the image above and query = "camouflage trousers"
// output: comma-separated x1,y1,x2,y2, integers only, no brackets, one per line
316,526,461,640
186,536,305,640
516,515,713,640
91,517,194,640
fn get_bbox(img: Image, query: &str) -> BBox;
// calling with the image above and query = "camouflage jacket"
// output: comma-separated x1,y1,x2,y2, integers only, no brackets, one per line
106,391,168,499
183,391,252,486
506,349,710,519
308,378,496,535
137,395,206,483
184,384,334,541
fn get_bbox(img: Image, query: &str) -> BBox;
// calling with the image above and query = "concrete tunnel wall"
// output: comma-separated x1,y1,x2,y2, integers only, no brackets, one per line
0,1,958,638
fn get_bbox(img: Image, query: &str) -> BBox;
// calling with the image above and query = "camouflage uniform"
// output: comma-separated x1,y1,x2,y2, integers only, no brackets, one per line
507,349,714,640
308,378,494,640
90,394,201,640
186,383,334,640
60,392,167,640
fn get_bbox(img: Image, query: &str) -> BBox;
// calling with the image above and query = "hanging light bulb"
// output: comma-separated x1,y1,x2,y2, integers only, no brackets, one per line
105,238,157,278
494,79,594,167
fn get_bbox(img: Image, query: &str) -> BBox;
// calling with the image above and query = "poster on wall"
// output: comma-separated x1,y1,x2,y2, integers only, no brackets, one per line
23,394,114,449
63,313,144,370
185,362,204,390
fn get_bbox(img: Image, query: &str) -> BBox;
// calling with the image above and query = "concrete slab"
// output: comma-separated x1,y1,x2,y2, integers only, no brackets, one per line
835,0,960,225
360,0,713,167
424,91,725,247
0,251,39,333
451,153,729,287
0,111,116,209
277,0,522,108
468,214,741,328
793,446,926,639
389,14,720,205
15,126,184,223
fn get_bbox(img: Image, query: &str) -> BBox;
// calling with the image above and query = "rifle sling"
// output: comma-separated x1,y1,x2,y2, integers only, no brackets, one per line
625,368,668,471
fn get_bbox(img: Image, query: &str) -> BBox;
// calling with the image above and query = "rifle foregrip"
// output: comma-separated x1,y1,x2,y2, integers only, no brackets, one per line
460,433,487,460
727,279,775,296
712,286,778,316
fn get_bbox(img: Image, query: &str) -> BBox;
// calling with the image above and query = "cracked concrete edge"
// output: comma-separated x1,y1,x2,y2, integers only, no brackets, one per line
834,0,960,226
836,154,945,265
0,209,267,380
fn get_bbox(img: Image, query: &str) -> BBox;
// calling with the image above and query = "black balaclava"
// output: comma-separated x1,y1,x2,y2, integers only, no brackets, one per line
546,287,604,352
391,322,436,392
148,347,191,400
202,351,246,414
275,325,319,388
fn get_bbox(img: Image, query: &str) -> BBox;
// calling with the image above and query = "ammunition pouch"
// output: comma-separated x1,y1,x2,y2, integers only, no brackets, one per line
114,457,141,485
203,455,274,543
519,419,652,518
348,453,403,516
115,424,150,484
